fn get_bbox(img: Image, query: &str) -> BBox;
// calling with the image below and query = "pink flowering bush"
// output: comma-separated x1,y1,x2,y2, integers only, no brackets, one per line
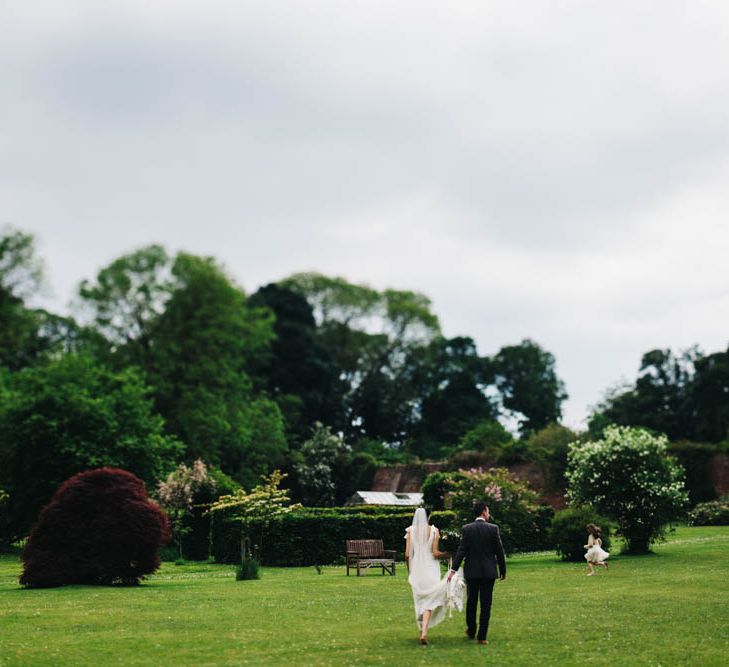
157,460,213,512
156,460,237,559
423,467,553,553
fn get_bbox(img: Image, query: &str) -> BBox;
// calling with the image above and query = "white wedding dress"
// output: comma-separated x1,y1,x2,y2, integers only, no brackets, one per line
406,509,464,631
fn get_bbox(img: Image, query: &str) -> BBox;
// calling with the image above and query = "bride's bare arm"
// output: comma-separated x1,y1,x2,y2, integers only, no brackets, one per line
431,528,449,559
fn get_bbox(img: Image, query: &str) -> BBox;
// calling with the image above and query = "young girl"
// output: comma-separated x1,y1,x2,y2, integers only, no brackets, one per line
584,523,609,576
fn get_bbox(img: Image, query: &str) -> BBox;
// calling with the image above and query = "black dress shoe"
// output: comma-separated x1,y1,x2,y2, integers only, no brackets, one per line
465,630,475,639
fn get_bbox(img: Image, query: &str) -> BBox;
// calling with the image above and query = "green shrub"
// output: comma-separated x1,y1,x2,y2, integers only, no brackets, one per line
688,499,729,526
549,506,614,561
158,545,179,562
210,507,457,566
236,559,260,580
422,472,451,511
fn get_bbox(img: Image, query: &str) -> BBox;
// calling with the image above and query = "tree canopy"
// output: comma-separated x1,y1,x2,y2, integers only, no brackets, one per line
590,346,729,443
0,354,182,540
492,339,568,435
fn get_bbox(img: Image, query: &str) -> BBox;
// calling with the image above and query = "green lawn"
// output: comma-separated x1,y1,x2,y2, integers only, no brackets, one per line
1,526,727,666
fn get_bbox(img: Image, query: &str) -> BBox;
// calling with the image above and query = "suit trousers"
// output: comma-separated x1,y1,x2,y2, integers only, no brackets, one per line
465,577,496,641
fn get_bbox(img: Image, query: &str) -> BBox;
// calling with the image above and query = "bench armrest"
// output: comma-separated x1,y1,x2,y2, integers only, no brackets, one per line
383,550,397,558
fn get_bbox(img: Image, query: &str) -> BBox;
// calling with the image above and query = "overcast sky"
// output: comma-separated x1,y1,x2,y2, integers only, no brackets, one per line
3,1,729,428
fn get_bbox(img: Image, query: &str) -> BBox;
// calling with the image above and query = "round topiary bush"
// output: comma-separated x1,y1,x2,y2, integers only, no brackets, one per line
20,468,170,588
549,506,614,561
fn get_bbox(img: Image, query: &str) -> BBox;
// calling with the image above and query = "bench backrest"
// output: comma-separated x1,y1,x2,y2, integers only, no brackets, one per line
347,539,385,557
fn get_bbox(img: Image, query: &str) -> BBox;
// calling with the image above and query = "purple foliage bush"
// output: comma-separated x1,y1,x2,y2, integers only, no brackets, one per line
20,468,170,588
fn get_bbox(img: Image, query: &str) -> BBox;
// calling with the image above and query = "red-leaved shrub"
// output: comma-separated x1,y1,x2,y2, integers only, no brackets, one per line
20,468,170,588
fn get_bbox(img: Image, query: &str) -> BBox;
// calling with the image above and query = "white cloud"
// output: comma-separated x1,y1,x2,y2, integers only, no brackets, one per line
3,0,729,429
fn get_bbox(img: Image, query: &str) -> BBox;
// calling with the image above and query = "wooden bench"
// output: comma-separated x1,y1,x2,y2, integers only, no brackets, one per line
346,539,396,576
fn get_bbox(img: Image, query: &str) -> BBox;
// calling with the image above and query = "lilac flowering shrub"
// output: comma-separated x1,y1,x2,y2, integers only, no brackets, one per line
156,460,238,560
157,459,215,559
567,426,688,554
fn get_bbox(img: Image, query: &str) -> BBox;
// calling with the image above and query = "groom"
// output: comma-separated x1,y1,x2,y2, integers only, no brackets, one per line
448,502,506,645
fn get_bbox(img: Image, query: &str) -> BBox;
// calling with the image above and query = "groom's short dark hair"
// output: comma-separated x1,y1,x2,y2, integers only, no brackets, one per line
473,502,488,518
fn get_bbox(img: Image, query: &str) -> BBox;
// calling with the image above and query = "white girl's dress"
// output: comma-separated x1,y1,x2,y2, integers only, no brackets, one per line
584,534,610,563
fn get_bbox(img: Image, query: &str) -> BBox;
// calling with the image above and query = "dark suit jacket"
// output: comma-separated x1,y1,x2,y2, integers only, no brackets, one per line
451,519,506,580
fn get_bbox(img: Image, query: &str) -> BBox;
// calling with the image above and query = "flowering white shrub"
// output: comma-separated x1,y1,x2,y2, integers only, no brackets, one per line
209,470,301,563
566,426,688,553
294,422,350,506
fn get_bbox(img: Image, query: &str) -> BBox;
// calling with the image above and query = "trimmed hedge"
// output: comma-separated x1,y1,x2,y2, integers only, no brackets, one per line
439,505,554,556
179,505,214,561
210,508,457,566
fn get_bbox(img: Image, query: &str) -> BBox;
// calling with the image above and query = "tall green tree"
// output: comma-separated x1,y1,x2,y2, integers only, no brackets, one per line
0,227,94,369
0,226,44,299
526,423,579,491
293,423,350,506
689,348,729,442
77,245,173,367
456,419,514,459
407,336,496,458
0,227,47,370
248,283,346,441
492,339,568,435
282,273,441,443
0,354,182,540
589,348,696,441
146,254,286,487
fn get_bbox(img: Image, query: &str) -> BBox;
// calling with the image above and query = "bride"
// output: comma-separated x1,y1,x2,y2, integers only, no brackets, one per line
405,507,458,644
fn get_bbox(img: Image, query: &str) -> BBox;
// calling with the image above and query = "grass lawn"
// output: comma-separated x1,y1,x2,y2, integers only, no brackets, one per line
1,526,727,666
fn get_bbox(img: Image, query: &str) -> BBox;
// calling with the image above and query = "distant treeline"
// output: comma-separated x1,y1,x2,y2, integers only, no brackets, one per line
1,226,728,541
